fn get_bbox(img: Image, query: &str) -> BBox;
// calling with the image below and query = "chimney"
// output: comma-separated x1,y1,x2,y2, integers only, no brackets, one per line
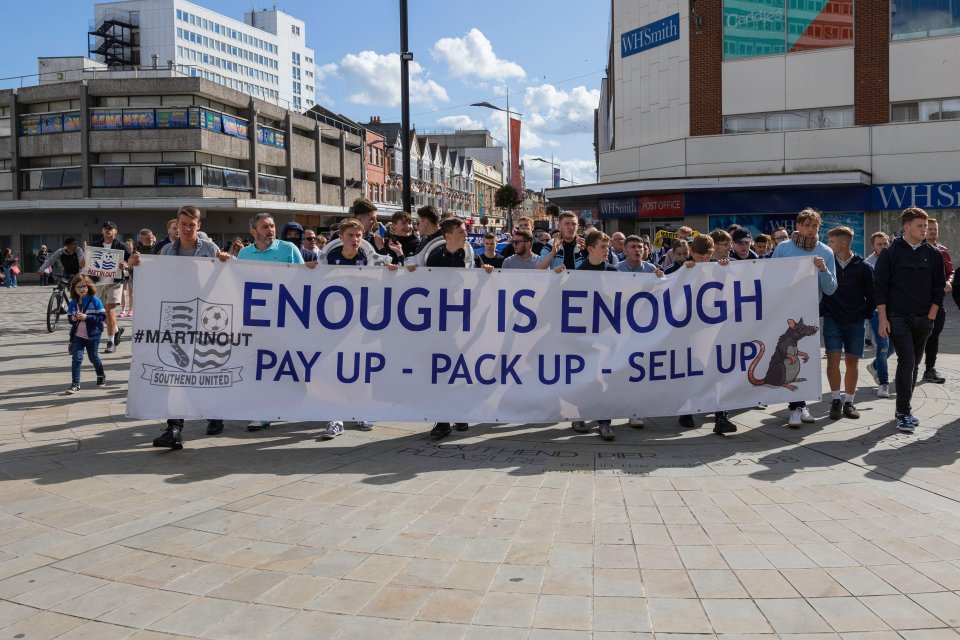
371,116,380,124
151,53,159,69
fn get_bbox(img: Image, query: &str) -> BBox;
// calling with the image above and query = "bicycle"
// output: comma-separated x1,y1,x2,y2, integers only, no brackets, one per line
46,275,72,333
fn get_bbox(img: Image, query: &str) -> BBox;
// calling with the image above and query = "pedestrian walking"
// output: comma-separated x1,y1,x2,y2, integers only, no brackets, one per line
919,218,953,384
874,207,945,432
65,275,106,394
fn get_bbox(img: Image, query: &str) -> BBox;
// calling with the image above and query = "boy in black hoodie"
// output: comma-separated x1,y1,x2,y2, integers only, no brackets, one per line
408,217,493,438
821,227,874,420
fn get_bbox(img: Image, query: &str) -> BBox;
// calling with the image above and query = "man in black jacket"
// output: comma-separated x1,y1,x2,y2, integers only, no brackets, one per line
874,207,946,433
821,227,874,420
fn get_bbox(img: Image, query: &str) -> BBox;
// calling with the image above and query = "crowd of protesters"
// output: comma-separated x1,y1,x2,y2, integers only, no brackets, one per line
39,197,957,449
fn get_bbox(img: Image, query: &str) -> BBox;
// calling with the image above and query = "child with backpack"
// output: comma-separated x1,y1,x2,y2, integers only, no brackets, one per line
66,275,107,394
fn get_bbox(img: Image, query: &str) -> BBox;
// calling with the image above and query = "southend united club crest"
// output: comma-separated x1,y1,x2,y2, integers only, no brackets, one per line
141,298,243,388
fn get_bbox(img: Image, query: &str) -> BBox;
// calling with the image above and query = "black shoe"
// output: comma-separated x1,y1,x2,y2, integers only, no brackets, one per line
96,376,106,386
430,423,452,439
679,414,696,429
843,402,860,419
829,398,843,420
714,415,737,434
454,423,469,431
923,368,946,384
114,327,125,344
153,426,183,450
865,337,874,347
206,419,224,435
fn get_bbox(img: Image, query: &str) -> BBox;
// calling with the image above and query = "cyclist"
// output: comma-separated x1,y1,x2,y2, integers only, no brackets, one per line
38,238,84,282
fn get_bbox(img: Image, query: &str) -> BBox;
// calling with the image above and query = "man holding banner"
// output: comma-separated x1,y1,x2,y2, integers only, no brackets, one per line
128,205,232,448
82,222,131,354
772,208,838,428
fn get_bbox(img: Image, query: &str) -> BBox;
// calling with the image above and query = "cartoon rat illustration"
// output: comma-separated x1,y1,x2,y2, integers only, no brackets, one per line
747,318,819,391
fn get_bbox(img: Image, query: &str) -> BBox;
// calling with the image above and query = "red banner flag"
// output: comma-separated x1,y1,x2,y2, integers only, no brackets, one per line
509,117,522,197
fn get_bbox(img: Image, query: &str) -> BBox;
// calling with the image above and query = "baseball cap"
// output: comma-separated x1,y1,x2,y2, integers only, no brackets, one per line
102,220,118,230
731,228,752,244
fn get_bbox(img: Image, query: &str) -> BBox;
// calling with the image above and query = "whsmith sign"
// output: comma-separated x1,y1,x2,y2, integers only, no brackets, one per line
872,182,960,210
621,14,681,58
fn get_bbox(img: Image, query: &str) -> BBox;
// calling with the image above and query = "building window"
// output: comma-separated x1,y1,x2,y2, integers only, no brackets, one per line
291,24,300,36
292,82,301,95
723,106,854,133
292,52,300,65
723,0,854,60
892,0,960,40
892,97,960,122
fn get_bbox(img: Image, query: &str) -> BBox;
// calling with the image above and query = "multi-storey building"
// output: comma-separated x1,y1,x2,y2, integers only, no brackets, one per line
366,119,510,230
548,0,960,254
89,0,315,111
0,75,361,276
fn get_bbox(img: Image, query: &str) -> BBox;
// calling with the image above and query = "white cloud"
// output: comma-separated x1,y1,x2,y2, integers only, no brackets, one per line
432,28,526,82
521,154,596,190
485,112,544,150
523,84,600,135
436,115,486,130
338,51,448,107
312,62,338,106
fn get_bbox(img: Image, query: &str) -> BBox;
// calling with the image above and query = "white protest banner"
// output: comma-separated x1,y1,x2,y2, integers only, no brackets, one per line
82,246,125,279
127,256,822,422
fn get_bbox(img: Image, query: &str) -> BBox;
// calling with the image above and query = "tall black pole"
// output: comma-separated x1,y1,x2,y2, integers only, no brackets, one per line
400,0,412,213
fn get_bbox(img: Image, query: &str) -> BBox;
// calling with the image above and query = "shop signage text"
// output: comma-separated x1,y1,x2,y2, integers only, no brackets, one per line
639,194,684,218
872,182,960,211
621,14,680,58
598,198,638,219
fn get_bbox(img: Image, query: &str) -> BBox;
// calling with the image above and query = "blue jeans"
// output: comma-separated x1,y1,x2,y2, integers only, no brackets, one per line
71,336,105,386
2,267,15,287
868,311,895,385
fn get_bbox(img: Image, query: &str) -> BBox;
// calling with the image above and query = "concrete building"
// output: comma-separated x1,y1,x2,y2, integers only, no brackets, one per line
548,0,960,255
0,75,361,276
90,0,316,111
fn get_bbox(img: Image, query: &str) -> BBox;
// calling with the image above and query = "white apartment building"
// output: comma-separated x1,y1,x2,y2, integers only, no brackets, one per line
91,0,316,111
548,0,960,254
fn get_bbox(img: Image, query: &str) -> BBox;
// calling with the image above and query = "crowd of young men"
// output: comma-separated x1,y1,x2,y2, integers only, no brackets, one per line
106,199,956,448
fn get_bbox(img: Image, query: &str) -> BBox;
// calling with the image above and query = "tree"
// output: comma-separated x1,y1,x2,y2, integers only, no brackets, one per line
494,185,520,230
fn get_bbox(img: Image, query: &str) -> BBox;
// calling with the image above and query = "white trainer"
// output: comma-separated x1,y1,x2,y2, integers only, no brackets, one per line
877,384,890,398
788,409,803,428
799,407,816,423
628,417,645,428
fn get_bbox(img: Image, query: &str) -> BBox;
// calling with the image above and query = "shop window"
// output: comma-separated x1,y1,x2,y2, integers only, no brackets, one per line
892,0,960,41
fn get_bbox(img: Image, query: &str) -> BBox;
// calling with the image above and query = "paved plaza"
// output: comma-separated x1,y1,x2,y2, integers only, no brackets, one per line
3,285,960,639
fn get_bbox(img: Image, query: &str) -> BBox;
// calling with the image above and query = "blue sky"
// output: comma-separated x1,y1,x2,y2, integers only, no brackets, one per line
0,0,609,189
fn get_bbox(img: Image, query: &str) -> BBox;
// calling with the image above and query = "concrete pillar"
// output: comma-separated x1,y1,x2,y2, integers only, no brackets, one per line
339,130,346,207
248,99,259,198
10,92,20,200
284,113,294,200
79,84,91,198
314,123,322,204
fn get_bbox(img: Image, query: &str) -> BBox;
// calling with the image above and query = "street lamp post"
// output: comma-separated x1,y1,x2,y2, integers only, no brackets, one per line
470,98,522,230
399,0,413,213
531,155,558,189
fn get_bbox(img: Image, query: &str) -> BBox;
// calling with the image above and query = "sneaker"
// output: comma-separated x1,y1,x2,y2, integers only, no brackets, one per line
598,420,615,441
430,423,452,439
454,423,469,432
843,402,860,419
66,384,80,394
829,399,843,420
788,408,803,428
104,342,116,354
152,426,183,449
114,327,125,344
866,362,880,385
247,421,270,432
628,417,645,428
895,412,916,433
799,407,816,423
714,415,737,434
206,419,224,435
572,421,592,433
877,384,890,398
679,414,696,429
906,413,920,426
923,368,946,384
96,376,106,386
320,421,344,440
118,310,128,318
127,311,133,318
865,337,874,348
358,420,374,431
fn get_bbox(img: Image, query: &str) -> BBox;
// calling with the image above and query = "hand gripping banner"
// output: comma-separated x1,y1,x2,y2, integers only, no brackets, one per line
127,256,822,422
